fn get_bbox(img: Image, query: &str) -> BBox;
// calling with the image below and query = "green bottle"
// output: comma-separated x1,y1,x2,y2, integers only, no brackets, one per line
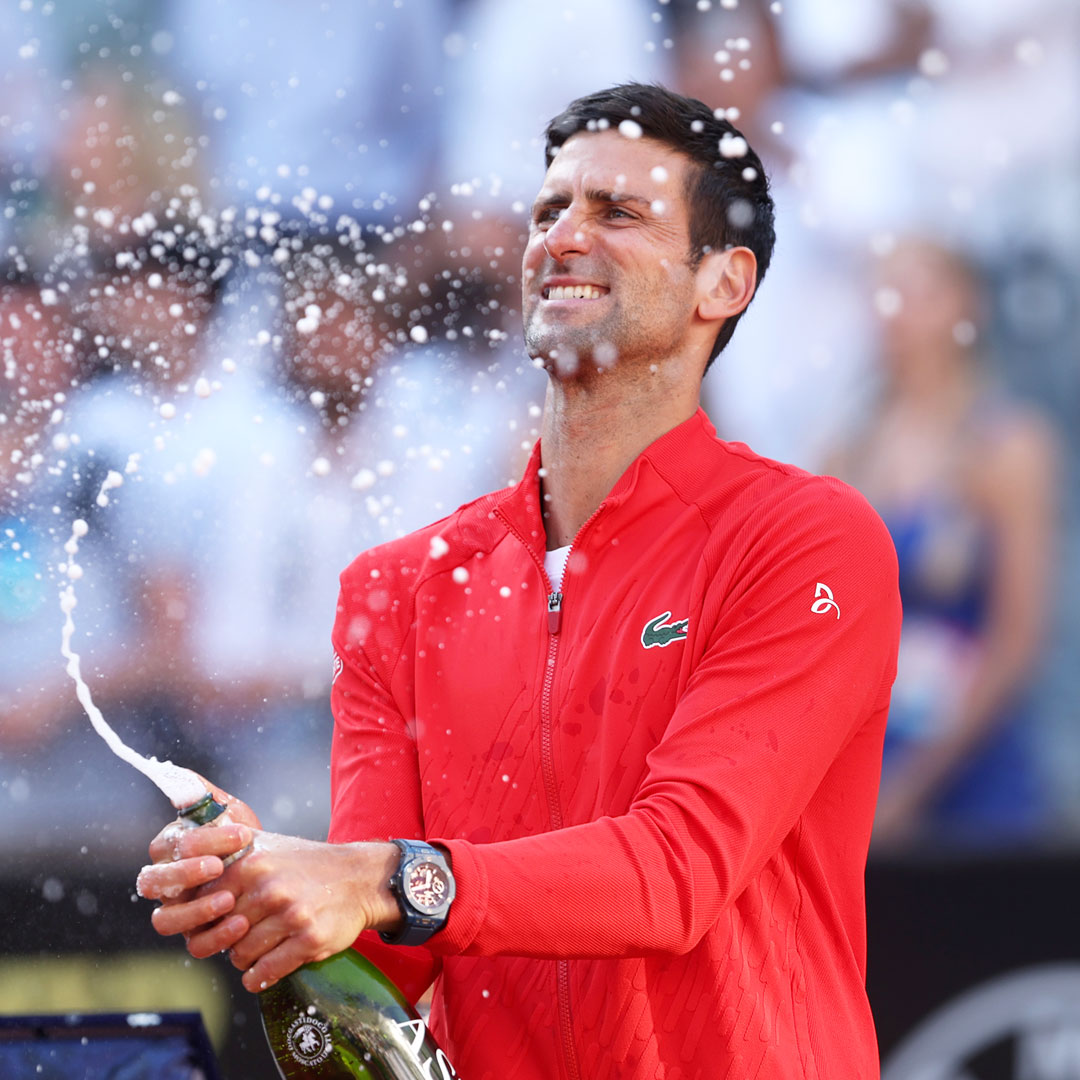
178,793,462,1079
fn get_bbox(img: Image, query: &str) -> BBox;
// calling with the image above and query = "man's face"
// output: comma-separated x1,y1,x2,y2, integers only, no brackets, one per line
522,130,702,377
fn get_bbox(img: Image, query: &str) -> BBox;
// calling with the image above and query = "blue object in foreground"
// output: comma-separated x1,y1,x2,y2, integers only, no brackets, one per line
0,1010,222,1079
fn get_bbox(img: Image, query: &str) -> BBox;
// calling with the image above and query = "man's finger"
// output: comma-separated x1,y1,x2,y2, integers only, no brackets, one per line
241,937,315,993
185,913,251,959
139,857,226,903
149,823,253,865
150,888,236,938
225,908,300,973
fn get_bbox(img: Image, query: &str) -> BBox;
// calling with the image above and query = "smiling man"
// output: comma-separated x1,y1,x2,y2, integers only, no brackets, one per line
139,84,902,1079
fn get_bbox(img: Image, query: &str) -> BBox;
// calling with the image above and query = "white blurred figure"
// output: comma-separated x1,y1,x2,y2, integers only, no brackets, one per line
776,0,1080,258
0,4,65,251
161,0,447,218
671,1,874,467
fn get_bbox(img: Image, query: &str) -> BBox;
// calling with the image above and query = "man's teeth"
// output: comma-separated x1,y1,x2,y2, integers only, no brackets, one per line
545,284,605,300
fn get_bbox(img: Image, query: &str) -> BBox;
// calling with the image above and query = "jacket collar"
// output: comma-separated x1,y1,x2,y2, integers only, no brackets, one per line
493,408,718,562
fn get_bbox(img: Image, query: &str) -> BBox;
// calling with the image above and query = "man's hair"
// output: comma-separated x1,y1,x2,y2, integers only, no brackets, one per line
544,82,775,368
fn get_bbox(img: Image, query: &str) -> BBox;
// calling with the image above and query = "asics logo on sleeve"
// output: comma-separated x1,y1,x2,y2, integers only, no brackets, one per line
811,582,841,619
641,611,690,649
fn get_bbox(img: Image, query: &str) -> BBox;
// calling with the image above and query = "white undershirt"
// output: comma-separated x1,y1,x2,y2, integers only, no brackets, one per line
544,545,571,592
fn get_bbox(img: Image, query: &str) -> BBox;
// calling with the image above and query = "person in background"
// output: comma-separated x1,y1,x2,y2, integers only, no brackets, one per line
831,237,1059,849
669,0,876,468
0,269,80,747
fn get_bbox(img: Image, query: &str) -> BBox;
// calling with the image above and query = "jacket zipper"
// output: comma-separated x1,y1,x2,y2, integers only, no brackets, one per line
495,501,608,1080
538,602,578,1080
541,510,606,1080
540,582,581,1080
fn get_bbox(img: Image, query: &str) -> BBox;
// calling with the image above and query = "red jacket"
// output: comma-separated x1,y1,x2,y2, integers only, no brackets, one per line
329,409,901,1080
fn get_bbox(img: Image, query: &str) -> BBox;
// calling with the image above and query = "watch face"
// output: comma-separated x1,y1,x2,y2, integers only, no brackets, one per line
404,860,451,913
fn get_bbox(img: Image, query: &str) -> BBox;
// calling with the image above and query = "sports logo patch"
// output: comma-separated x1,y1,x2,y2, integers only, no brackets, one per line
641,611,689,649
811,582,840,619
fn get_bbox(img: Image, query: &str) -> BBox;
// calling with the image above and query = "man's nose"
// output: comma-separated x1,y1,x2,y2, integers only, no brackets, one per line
543,206,591,262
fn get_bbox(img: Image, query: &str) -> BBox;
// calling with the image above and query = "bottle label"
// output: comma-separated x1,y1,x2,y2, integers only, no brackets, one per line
287,1013,333,1068
396,1018,459,1079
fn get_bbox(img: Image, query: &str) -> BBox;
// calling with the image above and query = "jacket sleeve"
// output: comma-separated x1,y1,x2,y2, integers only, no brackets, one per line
327,562,440,1002
427,480,901,959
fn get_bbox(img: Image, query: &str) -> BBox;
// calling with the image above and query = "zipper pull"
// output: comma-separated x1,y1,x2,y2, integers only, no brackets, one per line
547,591,563,634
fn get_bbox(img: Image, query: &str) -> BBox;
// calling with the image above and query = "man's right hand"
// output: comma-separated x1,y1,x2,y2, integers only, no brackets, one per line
137,780,260,953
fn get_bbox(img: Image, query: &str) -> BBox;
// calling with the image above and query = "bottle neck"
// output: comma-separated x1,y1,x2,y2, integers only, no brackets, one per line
178,791,228,826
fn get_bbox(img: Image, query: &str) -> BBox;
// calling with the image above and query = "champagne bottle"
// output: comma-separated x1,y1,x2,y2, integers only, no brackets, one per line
178,793,462,1079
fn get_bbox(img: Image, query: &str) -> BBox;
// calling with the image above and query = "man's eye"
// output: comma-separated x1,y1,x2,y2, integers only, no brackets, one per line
535,207,564,226
606,206,633,220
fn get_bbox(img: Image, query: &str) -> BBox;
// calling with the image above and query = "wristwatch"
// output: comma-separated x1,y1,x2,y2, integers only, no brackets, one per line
379,839,456,946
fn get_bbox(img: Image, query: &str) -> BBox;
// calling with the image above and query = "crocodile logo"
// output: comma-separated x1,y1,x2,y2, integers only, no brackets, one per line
641,611,689,649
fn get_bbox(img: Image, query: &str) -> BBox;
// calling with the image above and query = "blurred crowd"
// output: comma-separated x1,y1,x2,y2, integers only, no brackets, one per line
1,0,1078,866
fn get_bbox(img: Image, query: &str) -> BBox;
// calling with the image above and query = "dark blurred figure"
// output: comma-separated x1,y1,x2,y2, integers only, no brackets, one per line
832,238,1060,850
0,269,81,745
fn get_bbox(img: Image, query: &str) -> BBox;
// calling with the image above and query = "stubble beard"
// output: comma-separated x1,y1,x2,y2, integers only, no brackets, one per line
523,298,625,378
524,291,695,384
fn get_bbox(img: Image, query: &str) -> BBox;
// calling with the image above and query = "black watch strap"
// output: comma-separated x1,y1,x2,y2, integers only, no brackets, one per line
379,838,456,947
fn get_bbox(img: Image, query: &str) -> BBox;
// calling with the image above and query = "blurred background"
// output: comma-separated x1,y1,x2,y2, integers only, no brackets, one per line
1,0,1077,1075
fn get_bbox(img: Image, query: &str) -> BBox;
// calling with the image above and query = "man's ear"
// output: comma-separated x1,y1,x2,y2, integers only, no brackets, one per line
696,246,757,324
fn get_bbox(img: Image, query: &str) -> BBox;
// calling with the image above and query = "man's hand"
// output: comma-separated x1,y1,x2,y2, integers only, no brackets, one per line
137,781,261,961
140,817,402,992
213,834,401,992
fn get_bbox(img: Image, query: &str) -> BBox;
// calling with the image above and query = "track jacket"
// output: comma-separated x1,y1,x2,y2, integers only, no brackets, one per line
328,408,901,1080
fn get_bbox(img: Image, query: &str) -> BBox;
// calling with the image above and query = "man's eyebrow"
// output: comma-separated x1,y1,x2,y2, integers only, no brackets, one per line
531,188,654,212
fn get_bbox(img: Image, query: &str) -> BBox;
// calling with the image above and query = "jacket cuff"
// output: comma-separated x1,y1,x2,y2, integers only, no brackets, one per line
426,838,486,955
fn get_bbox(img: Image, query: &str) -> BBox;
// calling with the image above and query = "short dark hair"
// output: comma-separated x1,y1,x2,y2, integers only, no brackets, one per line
544,82,775,368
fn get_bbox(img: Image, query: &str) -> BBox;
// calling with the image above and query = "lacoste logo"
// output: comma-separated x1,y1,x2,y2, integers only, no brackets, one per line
641,611,689,649
811,582,840,619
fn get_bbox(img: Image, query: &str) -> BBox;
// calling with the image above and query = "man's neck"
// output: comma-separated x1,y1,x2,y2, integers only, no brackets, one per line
538,367,701,549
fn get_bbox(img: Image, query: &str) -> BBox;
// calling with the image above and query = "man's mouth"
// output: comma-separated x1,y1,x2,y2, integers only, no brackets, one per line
542,284,609,300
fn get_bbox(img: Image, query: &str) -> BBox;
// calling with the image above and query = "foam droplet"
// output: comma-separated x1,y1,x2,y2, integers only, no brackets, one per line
719,134,748,159
350,468,376,492
918,48,949,78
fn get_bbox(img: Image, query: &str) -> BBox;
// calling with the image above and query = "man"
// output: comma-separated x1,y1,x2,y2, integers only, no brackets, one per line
139,84,901,1079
